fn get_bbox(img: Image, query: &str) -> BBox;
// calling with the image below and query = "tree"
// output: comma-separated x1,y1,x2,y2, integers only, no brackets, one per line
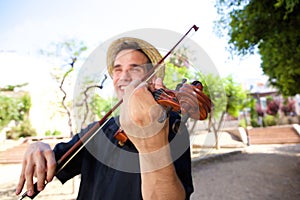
197,74,226,149
198,74,247,149
40,39,88,137
164,49,250,149
215,0,300,96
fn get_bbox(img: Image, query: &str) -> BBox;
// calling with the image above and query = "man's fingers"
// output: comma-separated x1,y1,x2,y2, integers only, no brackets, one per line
45,150,56,182
15,176,25,195
25,159,35,196
35,149,56,191
15,143,56,197
15,160,26,195
35,154,46,191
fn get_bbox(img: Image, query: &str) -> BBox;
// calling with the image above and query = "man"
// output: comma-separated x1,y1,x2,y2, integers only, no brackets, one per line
16,37,194,199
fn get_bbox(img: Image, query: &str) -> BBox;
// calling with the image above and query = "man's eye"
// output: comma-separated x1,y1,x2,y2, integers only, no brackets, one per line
113,68,122,73
131,66,143,73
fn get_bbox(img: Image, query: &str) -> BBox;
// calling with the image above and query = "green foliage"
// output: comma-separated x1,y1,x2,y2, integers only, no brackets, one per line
223,76,248,117
239,118,247,128
20,93,32,114
194,74,248,119
91,95,118,119
215,0,300,96
263,114,277,127
0,84,35,139
163,61,249,121
0,92,31,131
63,68,74,79
274,0,300,18
248,97,262,127
6,119,37,139
196,73,227,118
163,62,194,89
163,62,228,117
250,118,260,127
0,83,28,92
45,129,62,136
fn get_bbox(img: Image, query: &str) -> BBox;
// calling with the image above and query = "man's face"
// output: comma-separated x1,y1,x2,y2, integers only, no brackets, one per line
112,49,150,99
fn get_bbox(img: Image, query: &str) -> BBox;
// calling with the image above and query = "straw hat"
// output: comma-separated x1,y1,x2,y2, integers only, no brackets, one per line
106,37,165,79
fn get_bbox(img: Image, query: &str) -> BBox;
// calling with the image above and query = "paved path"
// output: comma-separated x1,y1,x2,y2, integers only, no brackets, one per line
191,144,300,200
0,132,299,199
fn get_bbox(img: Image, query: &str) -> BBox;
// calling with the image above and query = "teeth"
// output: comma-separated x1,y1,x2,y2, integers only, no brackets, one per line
120,86,126,90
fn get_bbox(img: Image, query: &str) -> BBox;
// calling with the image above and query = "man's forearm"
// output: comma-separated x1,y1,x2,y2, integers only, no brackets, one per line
139,146,185,200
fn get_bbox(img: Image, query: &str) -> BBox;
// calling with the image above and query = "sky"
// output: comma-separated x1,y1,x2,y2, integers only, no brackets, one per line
0,0,274,156
0,0,267,87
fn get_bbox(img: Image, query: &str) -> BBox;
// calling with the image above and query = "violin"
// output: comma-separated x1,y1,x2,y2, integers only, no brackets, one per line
19,24,212,199
114,79,212,146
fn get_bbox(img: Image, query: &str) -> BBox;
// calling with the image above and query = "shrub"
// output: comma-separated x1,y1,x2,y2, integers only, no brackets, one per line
250,118,260,127
263,114,277,127
0,92,31,131
45,129,62,136
6,119,37,139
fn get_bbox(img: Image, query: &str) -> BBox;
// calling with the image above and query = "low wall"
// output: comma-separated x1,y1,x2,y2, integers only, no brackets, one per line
247,124,300,144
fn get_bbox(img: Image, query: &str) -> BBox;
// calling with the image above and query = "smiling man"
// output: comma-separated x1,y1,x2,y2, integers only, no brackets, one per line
16,37,194,200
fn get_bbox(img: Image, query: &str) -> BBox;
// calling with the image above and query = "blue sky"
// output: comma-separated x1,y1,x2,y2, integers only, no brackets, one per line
0,0,266,86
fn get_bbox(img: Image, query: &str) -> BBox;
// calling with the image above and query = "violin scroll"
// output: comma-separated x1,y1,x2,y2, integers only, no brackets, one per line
153,80,212,120
175,80,212,120
145,80,212,134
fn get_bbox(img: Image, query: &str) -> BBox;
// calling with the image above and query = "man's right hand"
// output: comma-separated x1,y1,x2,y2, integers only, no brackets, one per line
15,142,56,197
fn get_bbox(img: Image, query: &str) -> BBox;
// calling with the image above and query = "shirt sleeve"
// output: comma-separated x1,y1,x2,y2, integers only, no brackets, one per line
53,122,99,183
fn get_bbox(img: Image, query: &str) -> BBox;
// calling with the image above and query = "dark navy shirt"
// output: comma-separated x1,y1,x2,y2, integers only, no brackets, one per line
53,112,193,199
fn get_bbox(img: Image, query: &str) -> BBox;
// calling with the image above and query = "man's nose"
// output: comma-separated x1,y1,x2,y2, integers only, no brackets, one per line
119,70,131,80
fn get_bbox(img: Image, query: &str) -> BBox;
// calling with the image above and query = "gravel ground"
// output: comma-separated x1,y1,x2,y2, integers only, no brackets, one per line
1,144,299,200
191,144,300,200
